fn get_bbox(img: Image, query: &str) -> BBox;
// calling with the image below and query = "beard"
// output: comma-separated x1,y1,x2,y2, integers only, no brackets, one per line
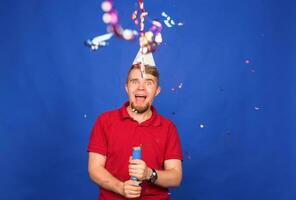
131,102,150,114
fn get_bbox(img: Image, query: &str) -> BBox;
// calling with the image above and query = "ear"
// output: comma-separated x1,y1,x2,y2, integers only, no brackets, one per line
155,86,161,96
125,84,128,93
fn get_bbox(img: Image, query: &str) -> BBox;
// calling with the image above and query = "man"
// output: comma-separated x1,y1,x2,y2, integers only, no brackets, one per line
88,50,183,199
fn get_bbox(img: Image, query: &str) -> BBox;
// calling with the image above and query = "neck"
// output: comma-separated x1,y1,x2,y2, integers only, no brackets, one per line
127,105,152,123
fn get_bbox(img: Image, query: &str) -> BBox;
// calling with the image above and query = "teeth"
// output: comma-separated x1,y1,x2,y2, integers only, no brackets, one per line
135,95,146,99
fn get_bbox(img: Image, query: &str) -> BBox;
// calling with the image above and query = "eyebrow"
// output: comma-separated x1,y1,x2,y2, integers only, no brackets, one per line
145,79,155,83
129,78,138,82
129,78,155,82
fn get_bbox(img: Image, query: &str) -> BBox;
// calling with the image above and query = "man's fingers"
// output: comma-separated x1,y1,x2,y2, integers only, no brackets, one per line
129,159,143,165
127,194,140,199
123,180,142,198
130,180,142,187
125,180,142,187
127,186,141,195
129,164,145,171
129,168,141,173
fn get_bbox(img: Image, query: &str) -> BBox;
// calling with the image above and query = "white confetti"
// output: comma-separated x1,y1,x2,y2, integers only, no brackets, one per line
254,106,260,111
161,12,168,18
161,11,183,28
164,20,172,28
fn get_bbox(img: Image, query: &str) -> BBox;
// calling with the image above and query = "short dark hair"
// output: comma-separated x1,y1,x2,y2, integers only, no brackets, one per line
126,64,160,85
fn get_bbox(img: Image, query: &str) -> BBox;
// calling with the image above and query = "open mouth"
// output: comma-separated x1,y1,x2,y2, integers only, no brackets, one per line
135,94,147,102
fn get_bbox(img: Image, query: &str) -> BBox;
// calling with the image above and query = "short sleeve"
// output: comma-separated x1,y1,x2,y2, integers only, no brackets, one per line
164,123,183,161
87,115,108,156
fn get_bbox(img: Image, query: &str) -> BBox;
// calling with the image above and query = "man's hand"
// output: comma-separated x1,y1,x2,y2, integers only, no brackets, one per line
128,158,151,181
122,180,142,198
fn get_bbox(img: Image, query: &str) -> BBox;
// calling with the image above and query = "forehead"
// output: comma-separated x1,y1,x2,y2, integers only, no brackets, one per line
128,68,157,81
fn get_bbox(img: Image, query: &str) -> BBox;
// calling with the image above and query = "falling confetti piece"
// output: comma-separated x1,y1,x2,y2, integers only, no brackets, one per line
161,12,168,18
254,106,260,111
85,33,113,50
161,11,183,28
171,82,184,92
244,59,251,65
164,20,172,28
101,1,112,12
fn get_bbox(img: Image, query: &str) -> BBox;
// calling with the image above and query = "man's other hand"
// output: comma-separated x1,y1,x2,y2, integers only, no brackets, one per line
122,180,142,198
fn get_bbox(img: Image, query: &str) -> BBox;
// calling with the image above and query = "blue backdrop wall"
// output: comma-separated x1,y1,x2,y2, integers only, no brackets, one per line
0,0,295,199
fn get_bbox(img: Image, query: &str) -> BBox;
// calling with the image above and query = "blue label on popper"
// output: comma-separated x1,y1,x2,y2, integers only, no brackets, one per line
131,146,142,181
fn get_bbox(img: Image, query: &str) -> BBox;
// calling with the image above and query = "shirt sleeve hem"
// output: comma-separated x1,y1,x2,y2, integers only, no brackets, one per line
164,155,183,161
87,147,107,156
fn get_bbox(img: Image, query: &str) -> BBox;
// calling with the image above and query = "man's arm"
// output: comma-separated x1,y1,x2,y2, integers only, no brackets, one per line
129,159,182,188
88,152,142,198
153,159,182,187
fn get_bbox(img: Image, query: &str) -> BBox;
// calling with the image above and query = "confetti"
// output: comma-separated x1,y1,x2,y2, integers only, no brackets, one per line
254,106,260,111
171,82,183,92
86,0,164,54
101,1,112,12
244,59,251,65
164,20,172,28
161,11,183,28
84,33,113,51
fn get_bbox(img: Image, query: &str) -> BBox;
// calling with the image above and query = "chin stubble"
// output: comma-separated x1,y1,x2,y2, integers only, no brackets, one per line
131,102,150,114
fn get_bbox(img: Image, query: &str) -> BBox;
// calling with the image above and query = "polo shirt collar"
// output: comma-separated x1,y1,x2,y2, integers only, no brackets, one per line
120,101,161,126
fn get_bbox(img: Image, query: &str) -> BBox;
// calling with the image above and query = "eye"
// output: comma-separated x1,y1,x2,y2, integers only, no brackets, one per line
130,79,139,85
145,80,154,86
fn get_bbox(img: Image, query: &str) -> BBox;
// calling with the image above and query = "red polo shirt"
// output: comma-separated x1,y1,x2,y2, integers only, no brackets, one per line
88,102,183,200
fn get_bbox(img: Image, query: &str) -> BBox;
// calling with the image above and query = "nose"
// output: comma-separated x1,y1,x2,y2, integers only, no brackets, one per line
137,80,145,90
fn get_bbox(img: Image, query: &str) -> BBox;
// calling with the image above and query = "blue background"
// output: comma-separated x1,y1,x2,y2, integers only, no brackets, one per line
0,0,295,199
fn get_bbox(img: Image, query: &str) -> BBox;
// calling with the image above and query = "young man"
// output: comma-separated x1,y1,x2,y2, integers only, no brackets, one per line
88,51,183,199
